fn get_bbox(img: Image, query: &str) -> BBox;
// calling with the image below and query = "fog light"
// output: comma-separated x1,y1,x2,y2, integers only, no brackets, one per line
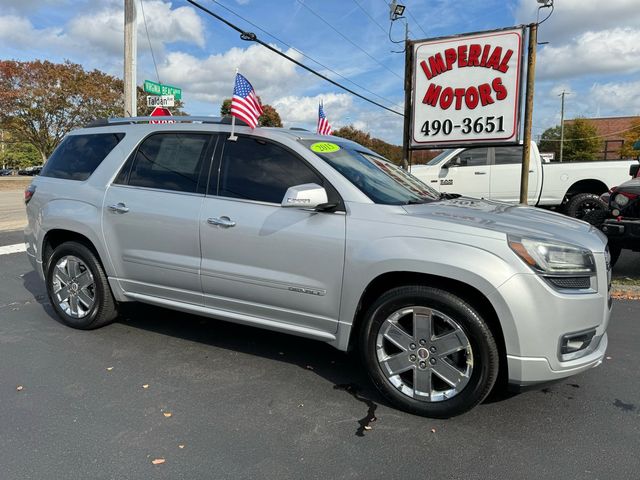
612,209,620,216
560,329,596,360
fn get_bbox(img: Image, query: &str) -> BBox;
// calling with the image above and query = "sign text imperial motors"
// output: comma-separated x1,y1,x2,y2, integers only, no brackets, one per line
411,27,524,148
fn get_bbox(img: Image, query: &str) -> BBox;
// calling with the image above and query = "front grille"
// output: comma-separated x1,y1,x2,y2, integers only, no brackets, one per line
546,276,591,289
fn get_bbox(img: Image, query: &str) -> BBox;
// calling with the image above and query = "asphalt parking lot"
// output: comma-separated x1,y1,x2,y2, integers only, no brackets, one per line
0,228,639,480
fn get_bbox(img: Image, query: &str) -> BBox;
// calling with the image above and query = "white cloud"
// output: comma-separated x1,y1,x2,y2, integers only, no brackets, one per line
0,1,204,70
158,44,311,104
537,28,640,80
515,0,640,43
273,93,353,125
589,80,640,115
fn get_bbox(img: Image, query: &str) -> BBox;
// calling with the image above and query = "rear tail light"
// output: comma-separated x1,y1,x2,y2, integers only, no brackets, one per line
24,184,36,204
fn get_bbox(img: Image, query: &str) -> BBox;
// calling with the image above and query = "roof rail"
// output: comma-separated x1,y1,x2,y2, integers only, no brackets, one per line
85,115,249,128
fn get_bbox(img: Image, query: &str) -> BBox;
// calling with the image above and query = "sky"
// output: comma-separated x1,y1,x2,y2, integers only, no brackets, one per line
0,0,638,145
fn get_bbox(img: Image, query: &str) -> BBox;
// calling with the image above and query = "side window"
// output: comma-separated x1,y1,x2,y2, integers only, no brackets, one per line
456,148,489,167
494,146,523,165
127,133,210,193
216,137,322,203
40,133,124,181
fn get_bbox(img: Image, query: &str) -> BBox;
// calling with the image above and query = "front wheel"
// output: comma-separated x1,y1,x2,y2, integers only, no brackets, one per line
45,241,118,329
565,193,607,219
360,286,499,418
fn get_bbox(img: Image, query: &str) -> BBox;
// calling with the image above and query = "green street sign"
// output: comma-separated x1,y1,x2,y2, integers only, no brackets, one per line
143,80,182,100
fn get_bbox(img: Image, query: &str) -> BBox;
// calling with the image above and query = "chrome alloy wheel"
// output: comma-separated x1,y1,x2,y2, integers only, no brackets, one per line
376,306,473,402
51,255,96,318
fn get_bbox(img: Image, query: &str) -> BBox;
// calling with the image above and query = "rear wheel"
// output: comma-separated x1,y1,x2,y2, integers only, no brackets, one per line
45,241,117,329
565,193,607,219
360,286,499,418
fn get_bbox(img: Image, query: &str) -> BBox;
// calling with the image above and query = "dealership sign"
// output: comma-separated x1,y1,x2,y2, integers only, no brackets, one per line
411,27,524,148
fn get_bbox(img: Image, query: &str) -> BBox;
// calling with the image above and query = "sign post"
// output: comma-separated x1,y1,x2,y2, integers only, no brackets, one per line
519,23,537,205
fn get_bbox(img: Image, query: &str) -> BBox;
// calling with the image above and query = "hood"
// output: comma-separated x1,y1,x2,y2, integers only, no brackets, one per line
402,197,607,252
615,177,640,195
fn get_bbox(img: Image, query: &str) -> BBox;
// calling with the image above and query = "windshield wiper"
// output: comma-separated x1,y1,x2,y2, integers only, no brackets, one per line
439,192,461,200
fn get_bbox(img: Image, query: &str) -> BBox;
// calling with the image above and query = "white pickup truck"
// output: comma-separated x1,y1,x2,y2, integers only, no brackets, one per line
410,142,639,218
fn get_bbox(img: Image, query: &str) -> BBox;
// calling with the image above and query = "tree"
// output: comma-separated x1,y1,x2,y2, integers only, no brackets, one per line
220,98,282,127
537,120,600,162
563,118,600,161
0,130,40,168
619,118,640,159
0,60,123,162
332,125,403,164
538,125,561,160
0,60,186,163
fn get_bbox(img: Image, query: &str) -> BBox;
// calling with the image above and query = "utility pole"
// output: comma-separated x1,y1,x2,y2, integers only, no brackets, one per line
124,0,137,117
558,91,570,163
519,23,538,204
401,21,411,171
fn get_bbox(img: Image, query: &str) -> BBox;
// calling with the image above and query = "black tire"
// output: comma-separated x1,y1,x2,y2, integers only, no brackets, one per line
609,243,622,268
582,208,609,227
565,193,607,219
45,241,117,329
360,286,499,418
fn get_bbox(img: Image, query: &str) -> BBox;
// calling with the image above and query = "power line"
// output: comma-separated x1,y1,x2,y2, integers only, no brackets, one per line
139,0,161,83
351,0,388,34
539,124,640,142
207,0,403,110
403,3,428,37
184,0,404,116
295,0,403,80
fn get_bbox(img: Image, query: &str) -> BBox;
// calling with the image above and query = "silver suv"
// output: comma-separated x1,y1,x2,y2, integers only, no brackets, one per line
25,117,611,417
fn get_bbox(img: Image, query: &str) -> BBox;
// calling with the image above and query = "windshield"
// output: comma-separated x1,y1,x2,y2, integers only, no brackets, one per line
427,149,455,166
302,140,439,205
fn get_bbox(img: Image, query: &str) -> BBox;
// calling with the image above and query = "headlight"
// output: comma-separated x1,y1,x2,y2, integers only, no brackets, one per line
508,235,595,274
614,193,629,206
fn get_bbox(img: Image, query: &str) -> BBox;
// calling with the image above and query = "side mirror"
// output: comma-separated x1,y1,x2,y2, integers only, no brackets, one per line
281,183,328,209
630,164,639,178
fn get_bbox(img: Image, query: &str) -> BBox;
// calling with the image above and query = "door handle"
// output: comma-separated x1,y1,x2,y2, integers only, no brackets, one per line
474,171,487,175
108,202,129,213
207,216,236,228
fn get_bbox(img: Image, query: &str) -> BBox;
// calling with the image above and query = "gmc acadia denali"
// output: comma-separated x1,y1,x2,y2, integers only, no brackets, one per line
24,116,612,417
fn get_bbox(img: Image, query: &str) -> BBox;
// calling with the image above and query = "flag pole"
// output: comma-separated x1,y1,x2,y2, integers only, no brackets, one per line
228,68,239,142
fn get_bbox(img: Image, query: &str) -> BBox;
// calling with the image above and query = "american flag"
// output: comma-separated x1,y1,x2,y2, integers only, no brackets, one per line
317,102,332,135
231,73,263,129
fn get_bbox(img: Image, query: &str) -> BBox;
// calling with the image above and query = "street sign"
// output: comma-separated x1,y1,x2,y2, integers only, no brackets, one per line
410,27,525,148
149,106,175,124
147,95,175,107
143,80,182,100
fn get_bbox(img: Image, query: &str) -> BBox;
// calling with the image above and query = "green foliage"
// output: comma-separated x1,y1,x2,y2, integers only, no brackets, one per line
537,119,600,161
0,131,40,168
620,119,640,159
0,60,187,163
563,118,600,161
220,98,282,127
538,125,561,160
332,125,403,164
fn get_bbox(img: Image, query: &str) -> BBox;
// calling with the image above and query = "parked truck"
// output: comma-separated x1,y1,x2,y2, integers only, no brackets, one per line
410,142,639,219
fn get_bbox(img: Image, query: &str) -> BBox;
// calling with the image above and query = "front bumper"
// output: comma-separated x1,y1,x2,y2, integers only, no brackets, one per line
488,252,611,386
507,334,607,386
602,218,640,249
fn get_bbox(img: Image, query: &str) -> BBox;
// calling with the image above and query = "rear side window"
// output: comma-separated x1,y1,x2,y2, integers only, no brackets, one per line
494,146,523,165
125,133,210,193
216,137,322,203
40,133,124,181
